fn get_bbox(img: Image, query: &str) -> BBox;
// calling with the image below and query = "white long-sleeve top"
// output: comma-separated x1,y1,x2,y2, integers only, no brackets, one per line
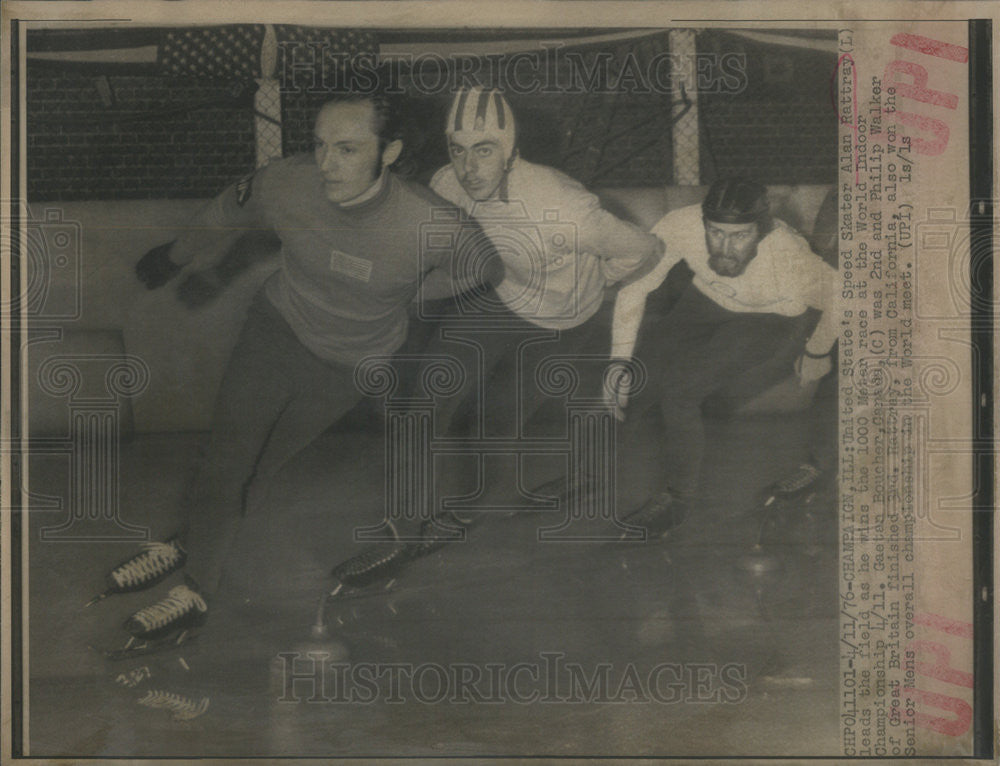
431,158,659,330
611,204,839,359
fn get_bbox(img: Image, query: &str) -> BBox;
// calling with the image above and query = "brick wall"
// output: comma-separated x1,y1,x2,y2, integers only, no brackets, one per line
697,30,838,185
279,62,674,188
27,31,836,201
27,71,256,201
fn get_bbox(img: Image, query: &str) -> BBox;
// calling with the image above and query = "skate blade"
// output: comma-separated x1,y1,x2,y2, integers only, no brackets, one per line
93,629,199,661
84,592,111,608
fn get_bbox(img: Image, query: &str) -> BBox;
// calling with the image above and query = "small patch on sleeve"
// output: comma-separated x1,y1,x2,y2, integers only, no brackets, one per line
235,172,255,207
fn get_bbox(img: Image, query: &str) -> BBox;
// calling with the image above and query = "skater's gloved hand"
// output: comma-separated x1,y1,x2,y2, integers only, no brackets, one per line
795,353,833,386
176,269,223,309
136,241,181,289
603,358,634,421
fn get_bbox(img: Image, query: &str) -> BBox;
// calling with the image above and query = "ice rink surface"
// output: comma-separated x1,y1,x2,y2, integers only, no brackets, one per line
25,407,838,759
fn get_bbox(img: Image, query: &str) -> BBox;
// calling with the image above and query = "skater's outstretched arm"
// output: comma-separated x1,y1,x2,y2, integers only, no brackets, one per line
610,213,682,361
135,168,273,306
418,213,505,301
566,182,665,285
792,245,838,385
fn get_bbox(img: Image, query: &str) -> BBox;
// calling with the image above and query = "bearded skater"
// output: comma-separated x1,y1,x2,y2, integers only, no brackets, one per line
607,178,838,539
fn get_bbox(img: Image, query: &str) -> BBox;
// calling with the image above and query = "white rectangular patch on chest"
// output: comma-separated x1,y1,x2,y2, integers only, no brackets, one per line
329,249,373,282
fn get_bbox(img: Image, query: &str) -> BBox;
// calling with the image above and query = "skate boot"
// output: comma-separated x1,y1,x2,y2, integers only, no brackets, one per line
94,584,209,660
764,462,824,506
86,537,187,607
330,540,413,592
125,584,208,641
329,518,457,594
620,490,688,541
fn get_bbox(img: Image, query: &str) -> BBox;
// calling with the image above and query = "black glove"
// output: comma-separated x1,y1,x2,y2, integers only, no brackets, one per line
136,240,181,289
176,271,223,310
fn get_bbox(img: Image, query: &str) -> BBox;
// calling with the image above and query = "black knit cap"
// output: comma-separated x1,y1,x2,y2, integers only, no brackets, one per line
701,178,770,225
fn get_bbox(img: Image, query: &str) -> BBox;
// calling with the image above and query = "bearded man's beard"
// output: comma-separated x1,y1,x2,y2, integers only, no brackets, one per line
708,245,757,277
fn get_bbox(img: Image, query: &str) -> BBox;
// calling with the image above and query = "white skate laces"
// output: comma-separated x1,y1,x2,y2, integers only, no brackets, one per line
126,585,207,638
137,689,210,721
111,540,186,589
87,537,189,607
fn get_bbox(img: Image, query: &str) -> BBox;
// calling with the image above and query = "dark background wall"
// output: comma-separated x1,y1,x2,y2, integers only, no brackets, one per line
26,70,256,200
697,30,839,185
26,29,837,202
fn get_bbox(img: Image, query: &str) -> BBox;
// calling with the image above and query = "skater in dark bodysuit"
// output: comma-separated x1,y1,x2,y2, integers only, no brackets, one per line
93,91,503,656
